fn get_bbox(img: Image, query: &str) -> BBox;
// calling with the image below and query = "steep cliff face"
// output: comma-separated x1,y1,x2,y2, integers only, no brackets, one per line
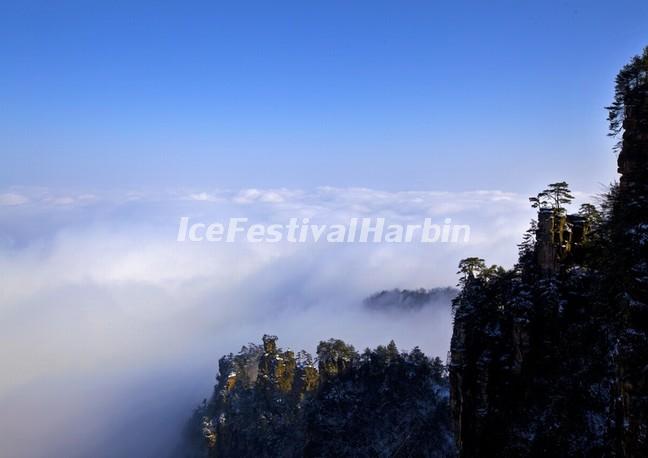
197,336,310,458
187,336,455,458
450,222,614,456
450,47,648,457
609,49,648,457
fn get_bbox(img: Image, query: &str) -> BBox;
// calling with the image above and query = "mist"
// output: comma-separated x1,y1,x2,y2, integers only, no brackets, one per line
0,186,538,457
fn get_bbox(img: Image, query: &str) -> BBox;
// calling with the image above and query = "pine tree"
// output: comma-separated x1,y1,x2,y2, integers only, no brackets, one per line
529,182,573,215
457,257,486,285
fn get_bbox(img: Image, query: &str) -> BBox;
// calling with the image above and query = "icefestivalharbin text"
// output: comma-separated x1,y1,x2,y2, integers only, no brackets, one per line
176,217,471,243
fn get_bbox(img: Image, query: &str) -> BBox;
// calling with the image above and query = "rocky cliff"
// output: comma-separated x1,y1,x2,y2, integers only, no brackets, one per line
449,47,648,457
183,336,454,457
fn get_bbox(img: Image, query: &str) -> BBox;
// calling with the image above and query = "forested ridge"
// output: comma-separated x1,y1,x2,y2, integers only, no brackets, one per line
182,335,454,457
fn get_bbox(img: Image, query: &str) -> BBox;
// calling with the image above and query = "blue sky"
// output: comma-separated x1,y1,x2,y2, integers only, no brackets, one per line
1,0,647,193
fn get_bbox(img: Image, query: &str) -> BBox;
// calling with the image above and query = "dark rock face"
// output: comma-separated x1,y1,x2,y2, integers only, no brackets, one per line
450,48,648,458
450,239,615,457
610,52,648,457
536,209,589,273
185,336,455,458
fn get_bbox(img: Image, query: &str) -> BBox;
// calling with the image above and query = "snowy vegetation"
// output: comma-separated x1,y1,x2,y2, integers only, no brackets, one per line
183,335,454,457
450,47,648,457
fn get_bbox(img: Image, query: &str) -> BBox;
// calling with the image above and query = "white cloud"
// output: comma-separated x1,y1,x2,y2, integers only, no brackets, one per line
232,188,299,204
0,185,543,457
187,192,225,202
0,192,28,206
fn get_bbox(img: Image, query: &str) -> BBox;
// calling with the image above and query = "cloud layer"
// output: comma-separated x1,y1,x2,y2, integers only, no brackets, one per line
0,186,545,457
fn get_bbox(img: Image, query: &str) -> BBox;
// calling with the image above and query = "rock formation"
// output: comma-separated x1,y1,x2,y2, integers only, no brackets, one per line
184,336,454,457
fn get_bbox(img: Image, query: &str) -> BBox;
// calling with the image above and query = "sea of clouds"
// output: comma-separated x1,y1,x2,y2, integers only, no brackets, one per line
0,186,542,457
